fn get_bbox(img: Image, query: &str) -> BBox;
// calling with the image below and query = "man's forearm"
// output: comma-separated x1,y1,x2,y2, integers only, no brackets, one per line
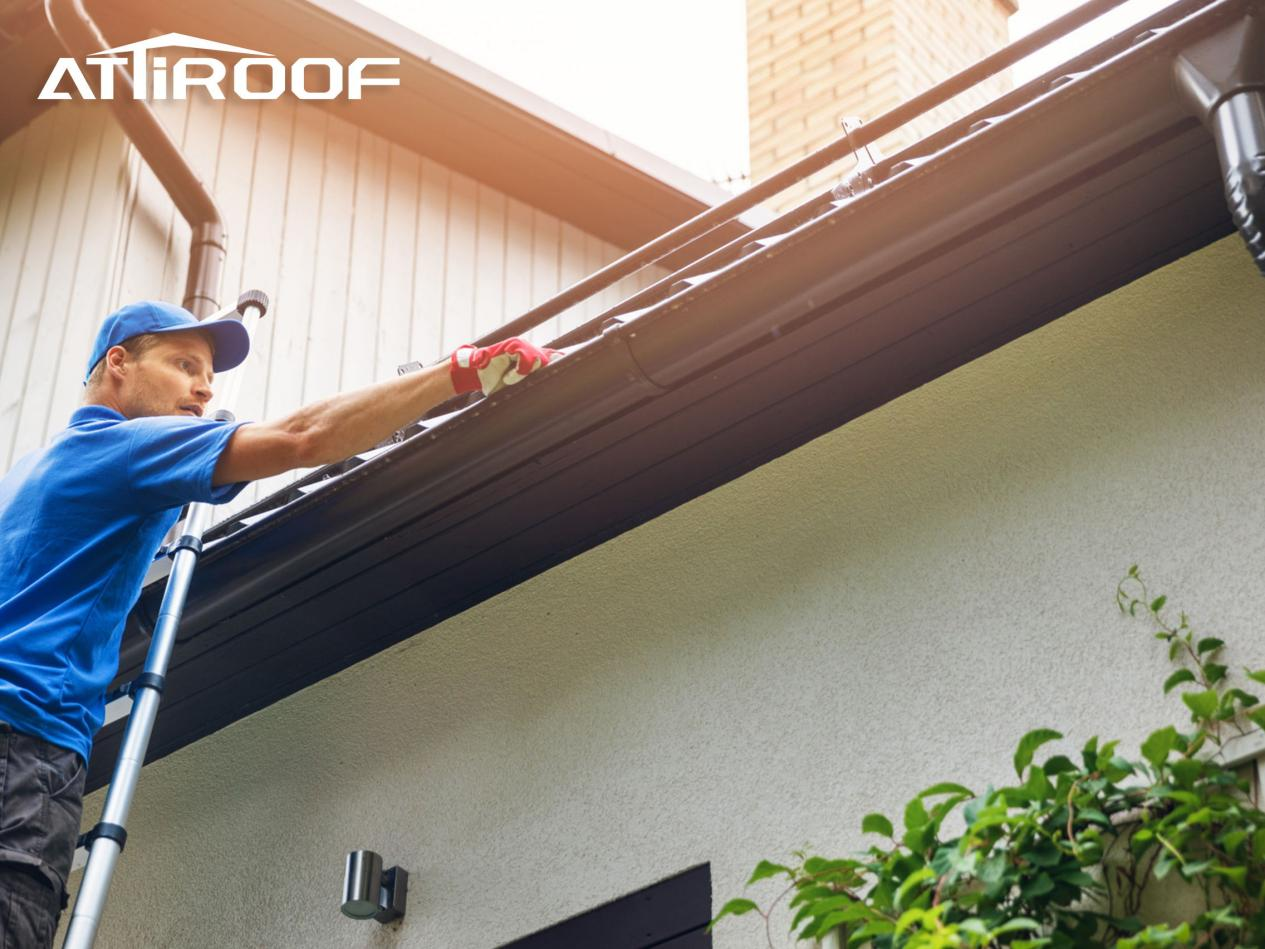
281,362,456,466
214,337,559,487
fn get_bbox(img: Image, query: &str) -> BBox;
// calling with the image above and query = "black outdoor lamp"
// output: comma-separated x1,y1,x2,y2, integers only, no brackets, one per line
341,849,408,923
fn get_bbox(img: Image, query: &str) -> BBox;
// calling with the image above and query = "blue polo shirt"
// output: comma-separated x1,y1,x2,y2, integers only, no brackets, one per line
0,405,249,762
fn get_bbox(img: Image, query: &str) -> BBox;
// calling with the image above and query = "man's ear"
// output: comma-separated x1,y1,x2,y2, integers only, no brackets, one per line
105,344,129,379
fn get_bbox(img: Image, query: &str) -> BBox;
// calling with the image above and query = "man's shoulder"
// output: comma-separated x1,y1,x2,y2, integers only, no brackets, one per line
117,413,235,442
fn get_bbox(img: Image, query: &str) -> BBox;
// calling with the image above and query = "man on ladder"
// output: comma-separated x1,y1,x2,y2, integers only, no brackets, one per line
0,298,558,947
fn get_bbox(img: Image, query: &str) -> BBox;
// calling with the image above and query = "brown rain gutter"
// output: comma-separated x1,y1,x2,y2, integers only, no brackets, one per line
44,0,226,317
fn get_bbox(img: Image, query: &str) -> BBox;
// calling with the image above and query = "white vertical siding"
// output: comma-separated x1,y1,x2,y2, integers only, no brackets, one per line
0,97,671,517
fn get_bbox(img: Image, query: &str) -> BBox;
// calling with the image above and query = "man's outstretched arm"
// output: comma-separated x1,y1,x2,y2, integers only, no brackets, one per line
212,338,559,486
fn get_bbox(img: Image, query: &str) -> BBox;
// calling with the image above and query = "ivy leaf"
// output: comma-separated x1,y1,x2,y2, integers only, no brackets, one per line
1014,729,1063,778
1182,689,1219,721
1219,829,1248,856
990,918,1043,936
1179,860,1212,880
852,919,896,940
1043,755,1078,776
788,885,831,909
1162,669,1196,694
708,898,758,929
1020,873,1054,899
1245,668,1265,685
1249,707,1265,731
919,782,974,799
1225,688,1260,708
1170,757,1203,788
1081,736,1099,771
904,797,930,832
861,813,894,838
893,867,935,911
1141,726,1179,768
1205,663,1228,684
1026,842,1062,867
1150,595,1167,612
1197,637,1225,655
1057,869,1098,888
746,860,792,886
1209,865,1248,887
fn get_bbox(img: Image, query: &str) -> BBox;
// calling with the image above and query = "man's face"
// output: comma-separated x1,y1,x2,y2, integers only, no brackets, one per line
117,331,215,419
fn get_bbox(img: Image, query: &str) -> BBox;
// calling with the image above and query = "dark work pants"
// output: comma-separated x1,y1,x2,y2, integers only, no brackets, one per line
0,723,86,949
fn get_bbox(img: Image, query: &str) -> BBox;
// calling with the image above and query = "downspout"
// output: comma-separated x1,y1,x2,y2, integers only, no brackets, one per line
1174,13,1265,275
44,0,227,316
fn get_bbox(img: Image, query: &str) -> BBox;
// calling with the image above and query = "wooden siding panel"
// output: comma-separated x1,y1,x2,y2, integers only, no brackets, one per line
558,222,588,339
412,156,449,364
250,103,327,502
442,171,477,354
0,105,81,469
473,184,506,340
0,111,56,425
0,124,31,252
10,107,110,464
378,145,418,377
302,114,356,404
43,116,131,443
342,129,388,394
530,210,562,343
504,197,535,339
215,97,292,517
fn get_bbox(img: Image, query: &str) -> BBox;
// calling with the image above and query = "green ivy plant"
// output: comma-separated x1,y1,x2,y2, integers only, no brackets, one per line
712,568,1265,947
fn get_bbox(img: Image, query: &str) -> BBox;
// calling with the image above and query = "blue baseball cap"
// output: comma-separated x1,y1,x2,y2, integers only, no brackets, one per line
84,300,251,385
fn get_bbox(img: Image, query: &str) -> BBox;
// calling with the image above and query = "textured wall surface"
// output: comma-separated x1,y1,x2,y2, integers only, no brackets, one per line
0,98,658,517
748,0,1013,210
65,236,1265,947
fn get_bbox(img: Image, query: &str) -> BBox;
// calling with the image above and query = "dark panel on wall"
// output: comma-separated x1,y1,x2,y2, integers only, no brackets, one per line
499,864,712,949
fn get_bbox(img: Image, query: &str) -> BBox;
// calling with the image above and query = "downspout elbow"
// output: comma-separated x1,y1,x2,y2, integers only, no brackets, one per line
44,0,227,315
1175,13,1265,275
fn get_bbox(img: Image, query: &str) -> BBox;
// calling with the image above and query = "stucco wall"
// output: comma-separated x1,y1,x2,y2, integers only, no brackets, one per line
68,235,1265,947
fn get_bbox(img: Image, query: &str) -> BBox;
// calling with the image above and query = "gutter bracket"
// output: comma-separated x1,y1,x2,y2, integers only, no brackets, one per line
1174,12,1265,274
832,117,882,200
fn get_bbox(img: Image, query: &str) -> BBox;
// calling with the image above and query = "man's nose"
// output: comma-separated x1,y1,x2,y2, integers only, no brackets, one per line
194,376,213,403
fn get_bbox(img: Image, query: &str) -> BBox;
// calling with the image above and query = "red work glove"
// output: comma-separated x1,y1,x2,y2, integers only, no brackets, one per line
449,338,563,397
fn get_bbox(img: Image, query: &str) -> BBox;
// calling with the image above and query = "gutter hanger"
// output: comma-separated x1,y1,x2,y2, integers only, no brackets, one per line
44,0,227,316
1175,11,1265,274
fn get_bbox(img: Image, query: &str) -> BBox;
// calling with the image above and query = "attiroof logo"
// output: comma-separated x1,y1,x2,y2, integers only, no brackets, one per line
39,31,399,101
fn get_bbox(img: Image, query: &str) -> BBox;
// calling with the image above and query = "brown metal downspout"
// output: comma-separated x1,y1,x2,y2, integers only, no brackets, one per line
44,0,227,317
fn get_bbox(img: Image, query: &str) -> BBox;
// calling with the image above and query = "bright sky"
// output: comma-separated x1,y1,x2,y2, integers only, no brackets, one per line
357,0,1175,190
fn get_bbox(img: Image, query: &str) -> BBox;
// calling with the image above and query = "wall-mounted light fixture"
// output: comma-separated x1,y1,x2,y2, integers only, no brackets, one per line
341,850,408,923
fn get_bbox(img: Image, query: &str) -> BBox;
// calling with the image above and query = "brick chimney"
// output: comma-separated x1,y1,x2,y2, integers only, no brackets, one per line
748,0,1019,209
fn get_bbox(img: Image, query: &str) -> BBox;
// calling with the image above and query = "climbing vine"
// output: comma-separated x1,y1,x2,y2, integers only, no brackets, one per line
712,568,1265,947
